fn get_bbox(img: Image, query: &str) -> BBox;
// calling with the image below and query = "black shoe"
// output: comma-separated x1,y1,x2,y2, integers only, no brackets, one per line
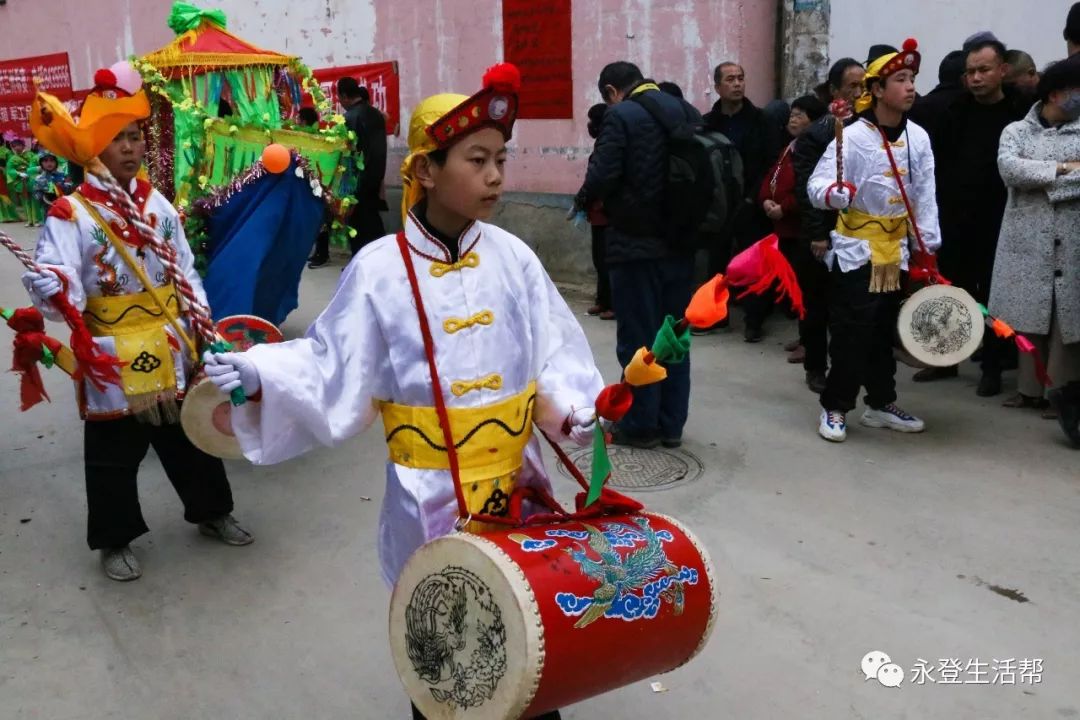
976,371,1002,397
1048,383,1080,448
912,365,958,382
805,370,827,394
744,325,764,343
307,256,329,269
661,437,682,449
610,425,661,449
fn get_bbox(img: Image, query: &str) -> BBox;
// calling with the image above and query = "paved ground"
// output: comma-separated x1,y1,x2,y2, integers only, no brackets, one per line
1,222,1078,719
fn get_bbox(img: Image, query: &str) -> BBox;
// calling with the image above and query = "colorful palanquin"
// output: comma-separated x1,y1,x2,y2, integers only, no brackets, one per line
134,1,353,264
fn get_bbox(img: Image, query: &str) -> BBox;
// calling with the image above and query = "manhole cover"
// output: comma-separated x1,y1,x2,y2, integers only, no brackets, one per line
557,446,704,491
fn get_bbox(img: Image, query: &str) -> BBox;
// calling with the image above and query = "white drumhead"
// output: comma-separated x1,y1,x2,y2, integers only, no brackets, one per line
390,533,543,720
180,375,244,460
897,285,985,367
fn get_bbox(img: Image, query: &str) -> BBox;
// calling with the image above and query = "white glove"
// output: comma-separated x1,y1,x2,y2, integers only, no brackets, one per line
826,185,853,210
202,351,261,397
567,407,597,447
25,268,62,300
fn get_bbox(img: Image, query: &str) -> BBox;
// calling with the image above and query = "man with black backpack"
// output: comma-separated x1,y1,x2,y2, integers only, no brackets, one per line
574,61,703,449
703,62,774,342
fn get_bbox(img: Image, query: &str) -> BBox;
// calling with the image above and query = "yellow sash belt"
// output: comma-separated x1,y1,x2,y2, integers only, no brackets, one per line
84,288,180,416
837,207,908,292
380,382,536,521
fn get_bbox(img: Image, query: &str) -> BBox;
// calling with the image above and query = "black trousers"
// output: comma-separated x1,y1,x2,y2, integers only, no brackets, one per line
590,224,612,310
348,192,387,256
783,237,830,373
939,238,1011,374
84,417,234,550
310,227,330,262
820,264,902,413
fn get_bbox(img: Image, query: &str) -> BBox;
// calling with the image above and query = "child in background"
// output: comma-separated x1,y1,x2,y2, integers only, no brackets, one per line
32,153,74,218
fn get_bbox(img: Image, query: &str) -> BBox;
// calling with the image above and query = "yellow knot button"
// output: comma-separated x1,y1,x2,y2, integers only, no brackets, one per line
430,252,480,278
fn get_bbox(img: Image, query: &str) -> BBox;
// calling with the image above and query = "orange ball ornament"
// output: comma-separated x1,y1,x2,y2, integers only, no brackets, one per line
261,143,291,173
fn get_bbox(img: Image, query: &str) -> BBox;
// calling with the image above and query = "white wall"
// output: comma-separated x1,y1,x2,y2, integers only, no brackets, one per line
830,0,1072,93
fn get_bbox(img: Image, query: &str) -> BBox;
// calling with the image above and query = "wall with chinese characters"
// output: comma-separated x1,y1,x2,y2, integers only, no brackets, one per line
0,0,777,194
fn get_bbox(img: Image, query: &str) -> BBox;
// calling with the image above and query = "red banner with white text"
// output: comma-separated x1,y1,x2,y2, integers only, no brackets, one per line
312,61,400,136
0,52,73,138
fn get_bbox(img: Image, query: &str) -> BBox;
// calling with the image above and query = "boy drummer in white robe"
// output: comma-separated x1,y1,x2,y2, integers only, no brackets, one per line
204,64,602,596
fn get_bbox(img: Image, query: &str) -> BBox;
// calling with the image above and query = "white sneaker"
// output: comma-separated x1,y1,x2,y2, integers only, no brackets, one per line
818,409,847,442
861,404,925,433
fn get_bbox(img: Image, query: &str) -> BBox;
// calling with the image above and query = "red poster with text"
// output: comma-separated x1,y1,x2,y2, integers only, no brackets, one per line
312,61,400,136
503,0,573,119
0,52,73,137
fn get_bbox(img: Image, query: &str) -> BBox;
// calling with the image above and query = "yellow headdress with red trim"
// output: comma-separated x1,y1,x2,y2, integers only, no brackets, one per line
29,61,151,170
854,38,921,113
399,63,521,223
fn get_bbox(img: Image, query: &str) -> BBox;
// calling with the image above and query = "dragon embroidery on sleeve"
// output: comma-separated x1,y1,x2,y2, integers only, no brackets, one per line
90,225,124,296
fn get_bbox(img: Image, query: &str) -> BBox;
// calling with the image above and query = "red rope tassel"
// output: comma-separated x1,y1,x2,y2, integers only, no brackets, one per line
52,295,124,390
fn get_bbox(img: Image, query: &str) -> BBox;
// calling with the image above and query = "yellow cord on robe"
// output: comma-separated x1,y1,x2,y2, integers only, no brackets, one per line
451,373,503,397
430,251,480,277
443,310,494,334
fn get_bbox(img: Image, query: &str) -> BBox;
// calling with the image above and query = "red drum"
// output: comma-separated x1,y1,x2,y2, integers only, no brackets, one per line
390,511,717,719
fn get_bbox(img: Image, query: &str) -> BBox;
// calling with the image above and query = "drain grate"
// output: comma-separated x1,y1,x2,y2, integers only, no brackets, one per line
557,445,704,491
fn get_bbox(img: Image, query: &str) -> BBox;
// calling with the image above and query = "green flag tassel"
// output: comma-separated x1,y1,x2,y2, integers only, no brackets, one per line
208,339,247,407
651,314,691,365
0,307,13,321
586,422,612,507
167,2,228,34
40,344,55,369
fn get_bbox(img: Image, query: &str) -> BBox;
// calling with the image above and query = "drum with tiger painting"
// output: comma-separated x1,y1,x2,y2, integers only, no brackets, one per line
389,511,717,719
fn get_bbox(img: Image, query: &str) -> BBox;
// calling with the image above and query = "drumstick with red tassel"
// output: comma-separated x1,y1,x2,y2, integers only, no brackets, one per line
824,99,857,210
1,232,124,392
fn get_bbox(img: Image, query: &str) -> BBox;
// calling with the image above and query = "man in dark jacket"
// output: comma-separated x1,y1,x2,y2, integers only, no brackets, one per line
791,57,865,393
702,62,773,341
575,61,702,448
339,78,388,256
908,50,966,139
914,37,1031,394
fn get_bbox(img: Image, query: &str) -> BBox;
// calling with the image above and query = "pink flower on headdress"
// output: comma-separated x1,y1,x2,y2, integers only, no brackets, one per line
92,61,143,98
109,61,143,96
